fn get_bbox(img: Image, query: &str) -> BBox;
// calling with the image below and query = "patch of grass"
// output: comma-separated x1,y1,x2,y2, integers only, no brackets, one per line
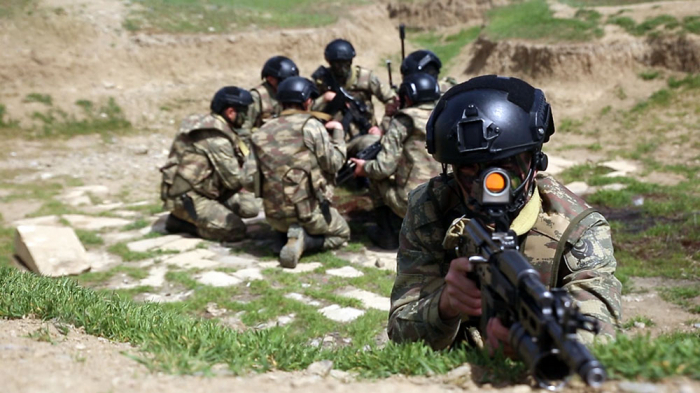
28,97,132,139
594,333,700,380
486,0,603,42
123,219,149,231
76,265,149,285
410,26,481,67
123,0,367,33
685,16,700,34
0,0,36,18
27,325,55,344
107,242,177,262
668,74,700,90
609,14,681,36
557,163,613,184
558,117,584,134
622,315,656,329
660,285,700,314
28,200,77,217
24,93,53,106
74,229,104,247
124,202,163,215
639,70,660,80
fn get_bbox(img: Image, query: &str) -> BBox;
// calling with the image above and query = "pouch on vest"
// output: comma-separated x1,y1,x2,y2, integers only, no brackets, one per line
283,167,315,222
168,152,213,197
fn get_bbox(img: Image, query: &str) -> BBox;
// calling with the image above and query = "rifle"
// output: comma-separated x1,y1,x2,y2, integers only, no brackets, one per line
456,168,606,390
386,60,396,91
311,66,372,136
399,24,406,61
335,141,382,185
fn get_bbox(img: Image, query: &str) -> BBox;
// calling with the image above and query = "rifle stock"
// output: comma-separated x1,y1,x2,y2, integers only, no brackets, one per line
335,141,382,185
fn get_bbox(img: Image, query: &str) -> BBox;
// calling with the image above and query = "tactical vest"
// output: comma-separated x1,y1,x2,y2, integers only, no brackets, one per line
345,66,375,122
251,112,330,221
160,114,246,206
393,103,442,192
251,82,280,127
429,173,597,288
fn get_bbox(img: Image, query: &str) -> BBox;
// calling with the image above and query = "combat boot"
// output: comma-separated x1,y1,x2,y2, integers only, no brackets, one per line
165,214,199,238
279,225,325,268
367,206,400,250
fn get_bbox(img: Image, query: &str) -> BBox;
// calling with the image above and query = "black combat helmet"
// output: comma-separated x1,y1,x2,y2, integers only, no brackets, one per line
399,72,441,105
426,75,554,167
261,56,300,81
210,86,254,115
324,39,356,62
276,76,320,104
400,50,442,78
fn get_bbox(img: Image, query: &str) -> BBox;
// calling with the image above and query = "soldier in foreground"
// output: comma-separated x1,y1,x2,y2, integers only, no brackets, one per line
160,86,259,242
400,50,457,93
350,73,442,250
244,56,300,130
248,76,350,268
312,38,398,153
388,75,622,353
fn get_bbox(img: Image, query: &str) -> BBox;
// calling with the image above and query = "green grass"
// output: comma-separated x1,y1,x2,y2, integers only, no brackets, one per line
622,315,656,329
607,13,700,36
0,0,36,18
660,286,700,314
639,70,660,81
107,242,178,262
74,229,104,247
27,97,132,139
24,93,53,106
410,27,481,67
123,0,367,33
485,0,603,42
0,266,697,381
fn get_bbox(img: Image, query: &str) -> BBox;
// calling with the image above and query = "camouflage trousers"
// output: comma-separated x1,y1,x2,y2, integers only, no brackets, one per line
266,205,350,249
370,178,409,218
347,134,380,158
170,191,260,242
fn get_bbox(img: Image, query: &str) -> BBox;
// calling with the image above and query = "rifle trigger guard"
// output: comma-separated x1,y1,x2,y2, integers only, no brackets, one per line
468,255,488,264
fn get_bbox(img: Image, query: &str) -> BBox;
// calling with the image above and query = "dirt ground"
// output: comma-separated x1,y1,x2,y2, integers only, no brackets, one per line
1,0,700,391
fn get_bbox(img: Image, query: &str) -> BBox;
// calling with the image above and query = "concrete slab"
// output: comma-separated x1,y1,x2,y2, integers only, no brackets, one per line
110,210,140,218
162,249,220,269
61,186,110,207
13,216,61,227
281,262,323,273
62,214,131,231
139,265,168,288
546,156,578,176
216,254,257,268
196,271,243,287
600,159,637,174
257,261,282,269
84,202,125,213
101,230,143,245
319,305,365,323
232,268,263,281
565,181,591,197
157,237,202,253
326,266,364,278
86,250,121,272
142,290,193,303
336,287,390,311
285,292,322,307
13,225,91,276
126,234,184,252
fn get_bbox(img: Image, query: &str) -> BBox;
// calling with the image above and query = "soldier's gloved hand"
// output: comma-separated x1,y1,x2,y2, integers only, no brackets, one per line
349,158,367,177
438,257,482,320
486,317,516,359
367,126,382,136
323,91,337,102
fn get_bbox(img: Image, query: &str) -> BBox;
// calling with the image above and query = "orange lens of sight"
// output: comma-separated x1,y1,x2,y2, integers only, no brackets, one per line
485,172,506,193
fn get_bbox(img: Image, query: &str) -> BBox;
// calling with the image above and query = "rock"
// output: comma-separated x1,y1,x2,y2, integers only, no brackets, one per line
618,382,661,393
329,369,353,382
138,266,168,288
216,255,257,268
205,302,227,317
634,322,646,329
62,215,131,230
156,237,202,253
326,266,364,278
445,364,472,384
544,156,577,175
336,287,390,311
86,250,120,272
306,360,333,377
601,183,627,191
196,271,242,287
13,225,91,276
600,159,637,174
13,216,61,227
142,290,193,303
692,323,700,329
319,305,365,322
276,314,295,326
604,170,629,178
285,293,322,307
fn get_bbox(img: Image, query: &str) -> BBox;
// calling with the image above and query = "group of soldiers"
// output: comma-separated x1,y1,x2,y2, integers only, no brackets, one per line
160,38,454,267
159,38,622,355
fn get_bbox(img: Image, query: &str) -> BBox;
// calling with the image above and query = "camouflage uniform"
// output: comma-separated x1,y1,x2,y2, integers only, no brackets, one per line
249,110,350,249
244,81,280,130
387,173,622,350
438,76,458,95
363,102,442,217
160,113,260,242
313,65,397,154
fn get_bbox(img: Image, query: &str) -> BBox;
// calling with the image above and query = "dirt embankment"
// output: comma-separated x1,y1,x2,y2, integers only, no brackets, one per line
386,0,508,29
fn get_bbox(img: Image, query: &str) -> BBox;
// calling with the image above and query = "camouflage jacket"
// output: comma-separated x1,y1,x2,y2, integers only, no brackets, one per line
249,110,346,221
388,173,622,350
160,113,249,207
245,81,280,129
364,102,442,202
439,76,458,94
313,65,397,138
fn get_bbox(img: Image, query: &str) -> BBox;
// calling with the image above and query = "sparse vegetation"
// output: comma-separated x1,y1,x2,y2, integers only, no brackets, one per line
660,285,700,314
622,315,656,329
28,97,132,139
486,0,603,42
411,27,481,66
